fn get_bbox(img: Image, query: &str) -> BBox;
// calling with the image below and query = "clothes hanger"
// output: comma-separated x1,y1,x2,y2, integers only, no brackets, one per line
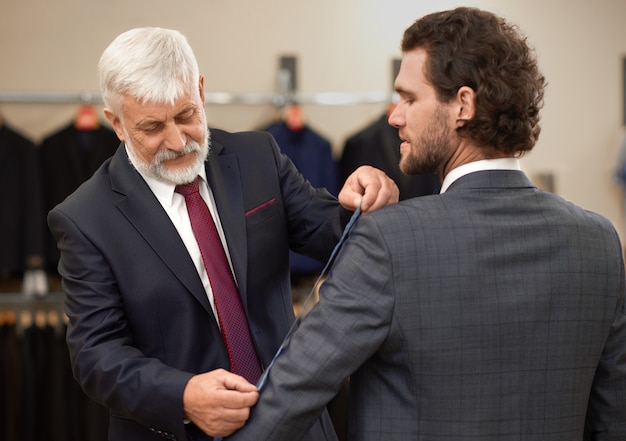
284,103,304,132
74,103,100,131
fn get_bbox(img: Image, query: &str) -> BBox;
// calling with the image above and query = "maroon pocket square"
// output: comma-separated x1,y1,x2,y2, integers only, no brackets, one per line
245,198,277,217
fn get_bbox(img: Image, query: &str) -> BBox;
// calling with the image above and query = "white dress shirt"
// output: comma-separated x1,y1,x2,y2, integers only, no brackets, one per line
134,163,235,320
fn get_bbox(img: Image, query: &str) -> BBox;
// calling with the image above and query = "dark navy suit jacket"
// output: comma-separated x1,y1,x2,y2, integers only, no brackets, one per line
48,129,342,441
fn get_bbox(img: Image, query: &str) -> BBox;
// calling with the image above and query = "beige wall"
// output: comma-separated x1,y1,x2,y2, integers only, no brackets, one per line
3,0,626,239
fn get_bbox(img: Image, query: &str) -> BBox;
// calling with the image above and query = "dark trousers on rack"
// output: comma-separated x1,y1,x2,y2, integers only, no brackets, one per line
1,318,108,441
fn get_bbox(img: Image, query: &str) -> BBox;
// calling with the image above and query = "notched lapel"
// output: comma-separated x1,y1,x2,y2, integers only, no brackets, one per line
206,152,249,301
109,148,215,316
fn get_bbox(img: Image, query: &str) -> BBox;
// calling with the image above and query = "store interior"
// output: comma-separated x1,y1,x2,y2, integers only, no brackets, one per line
2,0,626,439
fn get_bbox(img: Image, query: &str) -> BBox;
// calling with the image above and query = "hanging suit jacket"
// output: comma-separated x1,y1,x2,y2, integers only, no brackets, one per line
1,320,21,441
263,121,340,278
48,128,343,441
0,124,46,273
227,170,626,441
340,113,440,200
40,122,119,270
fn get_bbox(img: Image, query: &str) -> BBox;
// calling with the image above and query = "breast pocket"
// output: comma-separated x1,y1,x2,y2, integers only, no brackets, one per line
244,198,280,228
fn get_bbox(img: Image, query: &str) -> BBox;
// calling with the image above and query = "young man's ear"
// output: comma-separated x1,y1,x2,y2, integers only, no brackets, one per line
455,86,476,128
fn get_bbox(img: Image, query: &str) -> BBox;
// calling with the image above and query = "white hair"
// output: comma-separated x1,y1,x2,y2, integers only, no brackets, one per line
98,27,200,113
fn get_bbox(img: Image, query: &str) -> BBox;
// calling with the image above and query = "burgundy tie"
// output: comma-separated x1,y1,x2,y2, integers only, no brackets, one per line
175,178,262,383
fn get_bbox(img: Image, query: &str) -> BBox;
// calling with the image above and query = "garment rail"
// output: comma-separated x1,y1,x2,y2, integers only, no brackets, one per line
0,290,110,441
0,90,396,106
0,292,66,334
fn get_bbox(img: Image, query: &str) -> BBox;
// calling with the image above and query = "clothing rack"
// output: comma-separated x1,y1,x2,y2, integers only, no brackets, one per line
1,56,399,106
0,90,395,106
0,292,66,334
0,291,109,441
0,291,65,307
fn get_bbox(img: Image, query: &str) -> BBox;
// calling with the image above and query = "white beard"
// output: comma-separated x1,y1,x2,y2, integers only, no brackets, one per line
125,127,210,186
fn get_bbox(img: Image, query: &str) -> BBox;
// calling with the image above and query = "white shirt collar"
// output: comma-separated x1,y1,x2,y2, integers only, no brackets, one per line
439,158,521,194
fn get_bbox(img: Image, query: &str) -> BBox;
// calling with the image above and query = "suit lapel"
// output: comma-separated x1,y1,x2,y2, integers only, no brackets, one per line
205,140,250,306
108,147,214,316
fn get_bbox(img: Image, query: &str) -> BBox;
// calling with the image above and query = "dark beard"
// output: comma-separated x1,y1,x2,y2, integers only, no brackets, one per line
400,105,450,176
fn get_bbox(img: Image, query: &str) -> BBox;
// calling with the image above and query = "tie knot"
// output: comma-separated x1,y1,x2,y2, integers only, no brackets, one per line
175,178,200,198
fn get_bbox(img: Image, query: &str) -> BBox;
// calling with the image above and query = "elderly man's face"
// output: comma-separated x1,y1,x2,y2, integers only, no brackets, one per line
105,79,209,185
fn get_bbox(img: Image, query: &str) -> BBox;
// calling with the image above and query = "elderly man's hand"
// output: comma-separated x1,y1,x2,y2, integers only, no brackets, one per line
183,369,259,437
338,165,399,213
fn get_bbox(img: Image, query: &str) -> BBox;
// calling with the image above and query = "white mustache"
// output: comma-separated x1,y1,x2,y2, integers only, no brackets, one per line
155,141,201,162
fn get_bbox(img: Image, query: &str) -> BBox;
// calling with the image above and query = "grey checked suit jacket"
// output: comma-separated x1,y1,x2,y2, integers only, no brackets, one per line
228,170,626,441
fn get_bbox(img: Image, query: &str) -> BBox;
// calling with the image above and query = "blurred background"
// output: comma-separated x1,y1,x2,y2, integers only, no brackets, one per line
2,1,626,439
3,0,626,235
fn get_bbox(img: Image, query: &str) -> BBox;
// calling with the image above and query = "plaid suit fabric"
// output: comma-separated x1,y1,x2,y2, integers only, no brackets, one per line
229,170,626,441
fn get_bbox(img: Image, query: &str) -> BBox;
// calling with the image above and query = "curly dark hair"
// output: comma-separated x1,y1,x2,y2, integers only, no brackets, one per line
401,7,546,156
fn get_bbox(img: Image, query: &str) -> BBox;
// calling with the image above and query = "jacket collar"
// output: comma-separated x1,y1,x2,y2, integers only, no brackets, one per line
441,158,521,193
106,146,215,317
446,168,535,192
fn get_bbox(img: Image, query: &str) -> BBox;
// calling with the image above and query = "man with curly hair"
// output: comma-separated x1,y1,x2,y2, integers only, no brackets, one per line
227,7,626,441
